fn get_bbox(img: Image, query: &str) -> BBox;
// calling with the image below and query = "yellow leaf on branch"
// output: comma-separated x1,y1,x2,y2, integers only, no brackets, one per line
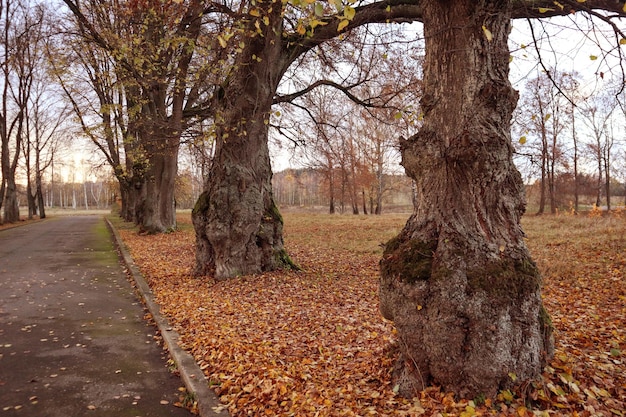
482,25,493,42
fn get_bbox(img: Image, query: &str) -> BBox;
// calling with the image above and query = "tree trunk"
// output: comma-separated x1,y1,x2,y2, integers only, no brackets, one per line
549,131,557,214
118,180,137,222
192,9,294,279
329,166,335,214
596,153,602,208
192,105,291,278
35,148,46,219
604,148,611,211
375,163,383,215
362,188,368,215
26,182,36,219
572,106,579,214
24,140,36,219
379,0,553,398
537,134,547,215
36,171,46,219
138,144,178,233
3,176,19,222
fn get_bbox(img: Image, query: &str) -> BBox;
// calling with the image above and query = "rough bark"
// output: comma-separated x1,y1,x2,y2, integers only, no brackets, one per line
36,171,45,219
3,120,20,223
138,137,178,233
26,182,36,219
192,6,295,279
3,176,19,222
379,0,553,398
118,179,139,223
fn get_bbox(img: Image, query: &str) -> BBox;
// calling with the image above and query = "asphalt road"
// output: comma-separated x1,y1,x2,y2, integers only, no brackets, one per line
0,216,192,417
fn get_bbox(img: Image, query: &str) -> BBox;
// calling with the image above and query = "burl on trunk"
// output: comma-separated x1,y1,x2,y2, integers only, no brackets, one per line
379,0,553,398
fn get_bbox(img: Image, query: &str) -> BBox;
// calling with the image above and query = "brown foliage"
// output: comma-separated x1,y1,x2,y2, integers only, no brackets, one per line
119,212,625,416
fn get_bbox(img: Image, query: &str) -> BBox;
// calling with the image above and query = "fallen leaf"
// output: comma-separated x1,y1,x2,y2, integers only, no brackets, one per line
118,213,626,416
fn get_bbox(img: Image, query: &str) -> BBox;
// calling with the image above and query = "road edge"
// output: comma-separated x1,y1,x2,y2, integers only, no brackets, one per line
105,217,228,417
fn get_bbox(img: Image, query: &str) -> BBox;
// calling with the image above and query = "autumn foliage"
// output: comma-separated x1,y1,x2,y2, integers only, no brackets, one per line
117,211,625,416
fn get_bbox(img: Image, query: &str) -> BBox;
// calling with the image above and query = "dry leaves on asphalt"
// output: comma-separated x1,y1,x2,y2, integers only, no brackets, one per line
119,212,625,416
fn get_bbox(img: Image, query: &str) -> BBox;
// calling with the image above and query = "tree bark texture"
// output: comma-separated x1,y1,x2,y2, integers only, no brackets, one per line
192,6,293,279
26,182,36,219
36,171,45,219
379,0,553,398
125,83,181,233
138,138,178,233
3,176,19,223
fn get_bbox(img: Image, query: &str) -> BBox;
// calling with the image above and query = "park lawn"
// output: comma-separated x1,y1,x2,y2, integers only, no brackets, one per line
118,210,626,416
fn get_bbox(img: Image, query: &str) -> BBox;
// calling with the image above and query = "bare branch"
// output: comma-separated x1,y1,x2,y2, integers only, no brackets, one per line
526,19,578,107
274,79,379,108
512,0,626,19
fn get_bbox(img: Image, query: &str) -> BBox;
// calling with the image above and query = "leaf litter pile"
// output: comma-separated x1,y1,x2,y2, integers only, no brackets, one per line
117,211,625,416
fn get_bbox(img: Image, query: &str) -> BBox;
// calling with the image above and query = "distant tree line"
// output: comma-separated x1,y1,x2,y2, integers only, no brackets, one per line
272,168,414,213
525,172,626,212
9,177,116,211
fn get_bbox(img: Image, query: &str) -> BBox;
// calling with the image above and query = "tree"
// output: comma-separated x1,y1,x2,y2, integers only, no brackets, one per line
61,0,216,232
570,83,582,213
298,86,345,214
23,80,69,220
192,0,423,278
295,88,368,215
580,93,615,208
16,2,67,220
0,0,22,223
515,71,576,214
358,98,420,215
379,0,625,398
50,22,144,223
0,0,46,223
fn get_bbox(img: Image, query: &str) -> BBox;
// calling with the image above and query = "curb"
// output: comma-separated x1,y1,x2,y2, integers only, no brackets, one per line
105,217,228,417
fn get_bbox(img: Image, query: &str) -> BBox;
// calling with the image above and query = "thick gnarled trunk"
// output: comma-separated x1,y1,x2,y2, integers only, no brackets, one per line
192,7,293,280
380,0,553,398
192,129,288,279
191,100,290,278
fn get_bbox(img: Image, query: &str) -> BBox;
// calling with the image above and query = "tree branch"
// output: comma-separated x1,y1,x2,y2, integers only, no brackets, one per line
512,0,626,19
285,0,423,61
274,79,374,107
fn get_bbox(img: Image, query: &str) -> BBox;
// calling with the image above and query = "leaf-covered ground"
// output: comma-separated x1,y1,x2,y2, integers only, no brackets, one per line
117,211,625,416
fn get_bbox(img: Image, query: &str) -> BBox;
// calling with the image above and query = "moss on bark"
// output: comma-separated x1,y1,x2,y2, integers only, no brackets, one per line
274,248,300,271
192,191,210,217
265,199,283,224
466,257,541,302
380,236,435,283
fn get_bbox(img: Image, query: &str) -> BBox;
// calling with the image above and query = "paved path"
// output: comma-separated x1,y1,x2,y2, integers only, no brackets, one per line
0,216,192,417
